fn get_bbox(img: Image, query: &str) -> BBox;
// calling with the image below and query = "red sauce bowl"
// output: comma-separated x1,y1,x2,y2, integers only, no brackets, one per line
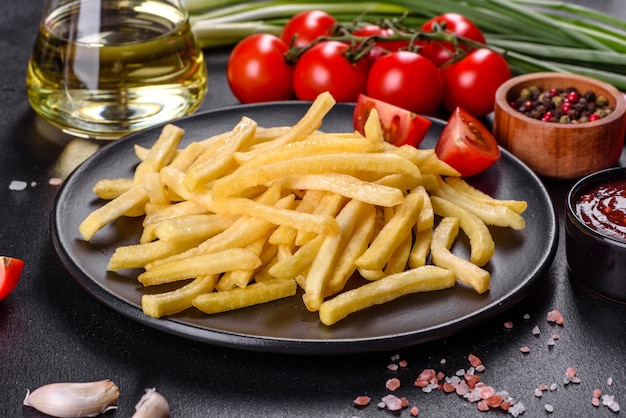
566,167,626,303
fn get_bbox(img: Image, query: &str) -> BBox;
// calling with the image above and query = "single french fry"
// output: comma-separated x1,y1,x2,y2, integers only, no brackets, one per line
143,172,169,205
413,186,434,231
133,124,184,185
211,152,421,200
142,275,219,318
319,265,456,326
192,279,297,314
303,199,370,312
79,184,149,241
142,200,208,226
268,234,324,280
138,248,262,286
325,204,376,297
383,231,412,276
430,196,495,266
108,237,205,271
184,116,257,190
92,178,133,200
153,213,235,242
444,176,528,214
280,173,404,207
431,216,490,294
433,177,526,230
408,228,432,269
355,192,423,271
233,91,336,164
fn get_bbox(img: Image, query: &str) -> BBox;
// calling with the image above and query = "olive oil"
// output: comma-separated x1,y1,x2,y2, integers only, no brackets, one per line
26,0,208,139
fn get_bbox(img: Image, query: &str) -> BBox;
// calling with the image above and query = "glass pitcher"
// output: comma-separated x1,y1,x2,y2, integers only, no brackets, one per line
26,0,208,140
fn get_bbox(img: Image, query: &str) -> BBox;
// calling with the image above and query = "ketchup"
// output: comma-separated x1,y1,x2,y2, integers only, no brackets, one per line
575,180,626,242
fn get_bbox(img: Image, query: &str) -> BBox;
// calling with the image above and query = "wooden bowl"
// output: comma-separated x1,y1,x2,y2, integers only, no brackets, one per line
493,72,626,179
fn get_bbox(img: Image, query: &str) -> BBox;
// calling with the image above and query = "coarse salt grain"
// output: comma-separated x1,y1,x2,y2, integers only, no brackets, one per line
546,309,564,325
386,378,401,391
353,395,371,406
532,325,540,336
399,360,408,368
410,405,419,416
9,180,27,191
387,364,399,371
534,388,543,397
520,346,531,354
545,403,554,413
49,177,63,186
381,394,403,411
523,313,530,320
468,354,482,368
607,377,613,385
504,321,514,329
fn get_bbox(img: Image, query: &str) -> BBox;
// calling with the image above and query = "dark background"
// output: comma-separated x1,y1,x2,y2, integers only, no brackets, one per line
1,0,625,417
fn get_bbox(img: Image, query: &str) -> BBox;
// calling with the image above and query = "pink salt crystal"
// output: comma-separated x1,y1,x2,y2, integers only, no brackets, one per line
504,321,514,329
592,397,601,407
386,378,401,391
399,360,408,368
538,384,548,391
48,177,63,186
477,400,490,411
381,394,403,411
387,364,399,371
534,388,543,397
353,395,371,406
468,354,482,367
410,406,419,416
546,310,564,325
532,325,541,336
520,346,531,353
607,377,613,386
401,397,409,408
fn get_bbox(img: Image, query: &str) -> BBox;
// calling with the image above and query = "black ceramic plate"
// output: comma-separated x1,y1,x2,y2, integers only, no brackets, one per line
51,102,557,355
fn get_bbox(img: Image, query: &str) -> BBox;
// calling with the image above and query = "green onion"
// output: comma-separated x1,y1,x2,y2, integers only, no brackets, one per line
184,0,626,90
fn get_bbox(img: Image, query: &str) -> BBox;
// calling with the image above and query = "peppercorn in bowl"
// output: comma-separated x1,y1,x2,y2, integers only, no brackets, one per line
493,72,626,179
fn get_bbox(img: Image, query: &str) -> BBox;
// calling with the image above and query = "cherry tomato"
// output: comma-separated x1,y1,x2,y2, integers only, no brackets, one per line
352,24,409,53
0,256,24,301
280,10,337,47
419,13,486,67
366,51,443,116
293,41,368,102
441,48,511,118
435,107,501,177
354,94,432,147
227,34,294,104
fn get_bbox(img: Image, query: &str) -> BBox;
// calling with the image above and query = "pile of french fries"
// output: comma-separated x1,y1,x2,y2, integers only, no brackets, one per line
78,92,527,326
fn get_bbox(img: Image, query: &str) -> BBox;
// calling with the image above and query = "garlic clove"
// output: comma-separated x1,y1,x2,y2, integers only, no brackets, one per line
132,388,170,418
23,379,119,418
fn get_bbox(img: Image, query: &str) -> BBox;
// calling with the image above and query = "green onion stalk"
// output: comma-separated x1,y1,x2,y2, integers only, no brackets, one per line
182,0,626,90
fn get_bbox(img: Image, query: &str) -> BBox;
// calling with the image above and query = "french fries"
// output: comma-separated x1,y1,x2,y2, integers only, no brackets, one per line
78,92,527,325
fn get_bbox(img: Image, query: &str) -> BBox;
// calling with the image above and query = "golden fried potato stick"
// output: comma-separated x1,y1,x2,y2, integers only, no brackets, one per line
211,195,339,236
280,174,404,208
215,231,272,291
295,192,345,246
408,228,432,269
319,265,456,326
92,178,133,200
211,152,420,200
269,189,324,246
184,116,257,190
108,237,206,271
133,124,185,185
431,216,490,294
303,199,371,312
233,91,336,164
433,177,526,230
388,145,461,177
430,196,495,266
138,248,262,286
143,200,208,226
355,192,423,272
444,176,528,214
143,172,169,205
79,184,149,241
142,275,219,318
192,278,297,314
324,206,376,297
153,213,236,242
268,234,324,280
237,135,378,171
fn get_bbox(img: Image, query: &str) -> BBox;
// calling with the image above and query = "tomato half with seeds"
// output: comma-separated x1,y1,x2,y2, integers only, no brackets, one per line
354,94,432,147
0,256,24,301
435,107,500,177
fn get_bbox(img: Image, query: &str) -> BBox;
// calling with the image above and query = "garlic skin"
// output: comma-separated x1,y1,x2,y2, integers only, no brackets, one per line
132,388,170,418
23,379,119,418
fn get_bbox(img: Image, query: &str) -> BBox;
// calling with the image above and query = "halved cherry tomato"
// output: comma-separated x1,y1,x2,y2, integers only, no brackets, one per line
280,10,337,47
354,94,432,147
0,256,24,301
435,107,500,177
419,13,486,67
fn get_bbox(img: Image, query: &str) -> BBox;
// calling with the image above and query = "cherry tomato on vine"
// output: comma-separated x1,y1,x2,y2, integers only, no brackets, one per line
435,107,501,177
366,51,443,116
0,256,24,301
293,40,368,102
419,13,486,67
441,48,511,117
280,10,337,47
227,33,294,104
354,94,432,147
352,24,409,52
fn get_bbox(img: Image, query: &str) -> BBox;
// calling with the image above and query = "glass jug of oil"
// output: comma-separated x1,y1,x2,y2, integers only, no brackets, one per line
26,0,208,140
